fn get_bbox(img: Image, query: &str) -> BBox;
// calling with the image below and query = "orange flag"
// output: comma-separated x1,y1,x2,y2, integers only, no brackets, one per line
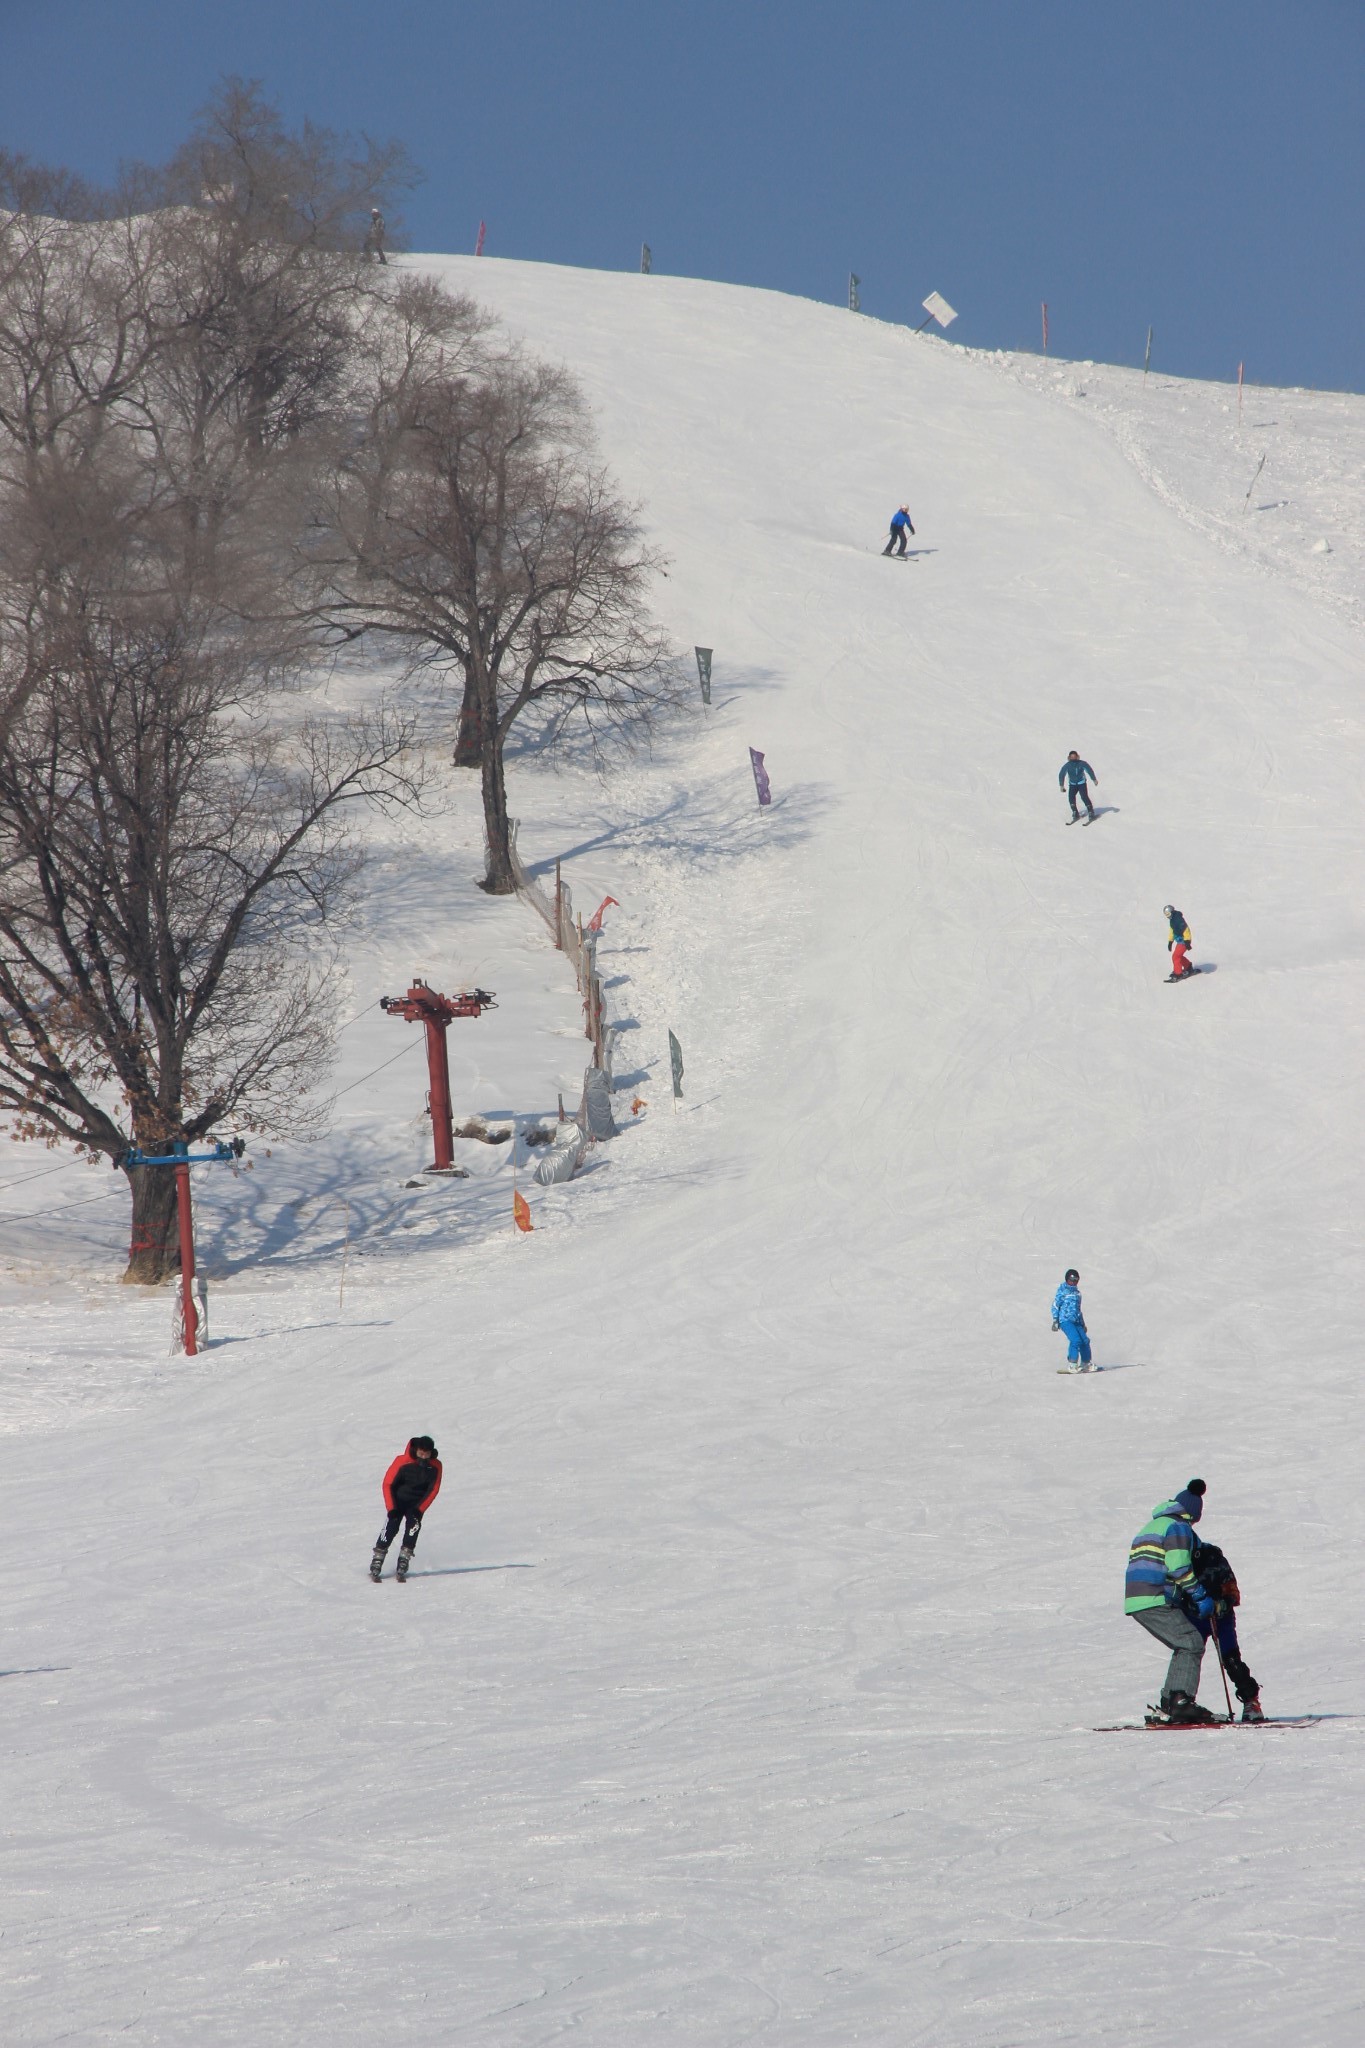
513,1189,533,1233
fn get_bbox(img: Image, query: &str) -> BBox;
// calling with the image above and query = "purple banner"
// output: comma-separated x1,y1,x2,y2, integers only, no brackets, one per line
749,747,771,807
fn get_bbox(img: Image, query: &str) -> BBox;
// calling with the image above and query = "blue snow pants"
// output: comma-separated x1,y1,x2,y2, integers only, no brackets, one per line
1059,1318,1092,1365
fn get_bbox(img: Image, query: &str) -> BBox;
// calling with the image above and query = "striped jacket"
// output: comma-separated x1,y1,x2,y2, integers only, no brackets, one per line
1124,1499,1200,1613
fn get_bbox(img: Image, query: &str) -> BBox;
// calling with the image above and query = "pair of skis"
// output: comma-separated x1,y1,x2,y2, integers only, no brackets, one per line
1095,1713,1320,1734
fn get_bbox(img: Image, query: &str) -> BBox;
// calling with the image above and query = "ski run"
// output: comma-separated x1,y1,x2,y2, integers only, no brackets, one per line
4,255,1365,2046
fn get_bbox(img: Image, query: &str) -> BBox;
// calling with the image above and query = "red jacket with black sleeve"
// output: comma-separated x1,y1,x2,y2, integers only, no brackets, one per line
383,1443,443,1516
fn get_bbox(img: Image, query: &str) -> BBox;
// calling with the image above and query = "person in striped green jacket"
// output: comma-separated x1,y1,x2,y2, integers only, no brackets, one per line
1125,1479,1217,1724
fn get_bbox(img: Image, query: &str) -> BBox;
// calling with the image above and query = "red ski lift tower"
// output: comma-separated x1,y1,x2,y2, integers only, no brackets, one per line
380,978,497,1170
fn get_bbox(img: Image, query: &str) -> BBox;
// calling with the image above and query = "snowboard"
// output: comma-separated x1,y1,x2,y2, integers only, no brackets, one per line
1057,1365,1102,1374
1165,967,1202,983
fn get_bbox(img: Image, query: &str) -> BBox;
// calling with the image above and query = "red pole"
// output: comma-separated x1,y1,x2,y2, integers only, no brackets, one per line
423,1012,455,1169
176,1160,198,1356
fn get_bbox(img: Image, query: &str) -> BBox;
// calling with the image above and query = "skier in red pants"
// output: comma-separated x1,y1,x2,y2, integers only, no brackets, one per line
370,1436,442,1581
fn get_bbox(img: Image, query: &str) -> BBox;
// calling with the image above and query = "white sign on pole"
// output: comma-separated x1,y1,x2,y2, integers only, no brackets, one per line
921,291,958,329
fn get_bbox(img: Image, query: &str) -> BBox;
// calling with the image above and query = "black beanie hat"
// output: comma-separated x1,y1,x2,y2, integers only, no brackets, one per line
410,1434,437,1456
1174,1477,1206,1520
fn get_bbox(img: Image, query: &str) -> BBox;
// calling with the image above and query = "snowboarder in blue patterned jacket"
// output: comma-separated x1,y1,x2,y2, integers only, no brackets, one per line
1058,751,1097,822
1052,1268,1092,1370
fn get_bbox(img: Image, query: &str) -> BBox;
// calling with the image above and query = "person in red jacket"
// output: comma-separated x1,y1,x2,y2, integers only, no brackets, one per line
369,1436,442,1582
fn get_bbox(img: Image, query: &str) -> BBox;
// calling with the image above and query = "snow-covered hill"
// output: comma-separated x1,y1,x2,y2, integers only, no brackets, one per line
5,259,1365,2046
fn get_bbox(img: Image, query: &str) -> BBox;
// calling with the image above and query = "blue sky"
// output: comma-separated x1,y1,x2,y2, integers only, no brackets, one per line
2,0,1361,391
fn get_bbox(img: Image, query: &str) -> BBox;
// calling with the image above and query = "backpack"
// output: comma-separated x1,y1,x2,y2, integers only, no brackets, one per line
1192,1537,1240,1606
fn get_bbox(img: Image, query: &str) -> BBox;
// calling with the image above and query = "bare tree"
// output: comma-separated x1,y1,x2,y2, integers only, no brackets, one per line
0,544,419,1280
320,319,682,892
0,89,425,1280
0,149,108,223
153,76,418,258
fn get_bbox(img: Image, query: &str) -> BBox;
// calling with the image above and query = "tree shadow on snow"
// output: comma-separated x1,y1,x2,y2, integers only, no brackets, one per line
193,1128,543,1283
515,772,832,881
502,661,790,779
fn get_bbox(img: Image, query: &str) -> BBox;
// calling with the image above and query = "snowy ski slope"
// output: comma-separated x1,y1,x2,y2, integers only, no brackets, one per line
4,257,1365,2046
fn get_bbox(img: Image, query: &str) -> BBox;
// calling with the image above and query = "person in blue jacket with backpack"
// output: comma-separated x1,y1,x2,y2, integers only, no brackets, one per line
1058,751,1097,822
1190,1530,1264,1721
882,504,915,556
1052,1267,1092,1370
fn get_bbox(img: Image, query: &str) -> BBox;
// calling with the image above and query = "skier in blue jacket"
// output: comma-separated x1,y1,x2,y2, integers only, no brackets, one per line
882,505,915,557
1058,751,1097,823
1052,1268,1092,1370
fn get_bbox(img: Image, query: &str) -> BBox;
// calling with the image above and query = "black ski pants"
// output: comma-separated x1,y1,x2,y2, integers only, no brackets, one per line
1067,783,1094,819
1210,1612,1259,1703
883,526,909,556
375,1507,423,1555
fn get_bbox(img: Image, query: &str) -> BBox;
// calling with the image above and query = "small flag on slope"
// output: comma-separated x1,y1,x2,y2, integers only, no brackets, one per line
513,1189,533,1232
587,895,620,933
668,1030,684,1100
749,748,771,807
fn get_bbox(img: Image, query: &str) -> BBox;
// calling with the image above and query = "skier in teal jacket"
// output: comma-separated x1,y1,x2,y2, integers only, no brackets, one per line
1058,752,1097,822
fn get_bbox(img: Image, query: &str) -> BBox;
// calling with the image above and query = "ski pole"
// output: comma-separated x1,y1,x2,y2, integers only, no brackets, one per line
1210,1615,1235,1722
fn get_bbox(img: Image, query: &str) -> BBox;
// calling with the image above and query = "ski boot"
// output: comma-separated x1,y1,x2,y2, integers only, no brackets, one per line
395,1545,415,1583
1241,1694,1265,1723
1166,1691,1218,1725
1147,1691,1218,1726
369,1543,387,1583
